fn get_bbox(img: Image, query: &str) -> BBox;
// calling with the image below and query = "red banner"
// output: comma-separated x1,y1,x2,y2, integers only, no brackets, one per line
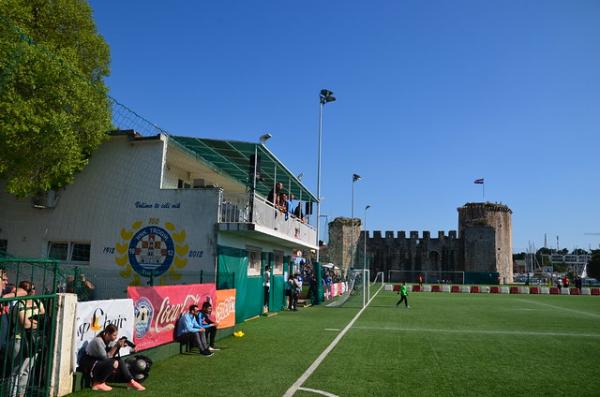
215,289,236,329
128,283,216,350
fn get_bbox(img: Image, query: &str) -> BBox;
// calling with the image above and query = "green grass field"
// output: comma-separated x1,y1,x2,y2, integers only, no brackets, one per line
71,287,600,397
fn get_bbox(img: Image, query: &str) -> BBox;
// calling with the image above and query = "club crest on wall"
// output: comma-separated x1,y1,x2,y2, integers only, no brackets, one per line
114,219,189,285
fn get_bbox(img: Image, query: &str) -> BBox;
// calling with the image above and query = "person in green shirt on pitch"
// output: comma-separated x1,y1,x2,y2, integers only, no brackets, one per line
396,281,410,308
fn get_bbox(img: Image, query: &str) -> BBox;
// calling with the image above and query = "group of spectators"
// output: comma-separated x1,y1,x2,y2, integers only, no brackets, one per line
176,302,220,357
267,182,306,223
553,275,583,289
1,270,46,397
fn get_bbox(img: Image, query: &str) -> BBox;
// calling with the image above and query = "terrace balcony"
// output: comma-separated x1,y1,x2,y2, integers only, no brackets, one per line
219,192,317,250
164,135,319,250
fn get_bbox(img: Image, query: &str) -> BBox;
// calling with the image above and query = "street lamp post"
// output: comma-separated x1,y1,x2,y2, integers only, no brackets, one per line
351,173,361,219
316,89,336,263
319,214,329,245
363,205,370,307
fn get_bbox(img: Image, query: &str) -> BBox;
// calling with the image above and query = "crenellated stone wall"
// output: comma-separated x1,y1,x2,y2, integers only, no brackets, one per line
361,230,462,277
328,202,514,284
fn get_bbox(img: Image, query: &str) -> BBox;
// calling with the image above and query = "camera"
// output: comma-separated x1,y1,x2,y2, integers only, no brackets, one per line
119,336,136,349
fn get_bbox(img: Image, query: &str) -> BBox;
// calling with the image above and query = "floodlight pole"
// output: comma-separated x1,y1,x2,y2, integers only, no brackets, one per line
316,89,335,262
363,205,370,308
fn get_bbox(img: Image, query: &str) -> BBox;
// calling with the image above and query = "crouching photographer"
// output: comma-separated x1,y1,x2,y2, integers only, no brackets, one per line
79,324,146,391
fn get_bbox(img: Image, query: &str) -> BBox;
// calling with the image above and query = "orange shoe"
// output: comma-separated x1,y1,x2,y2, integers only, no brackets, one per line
91,382,112,391
128,379,146,391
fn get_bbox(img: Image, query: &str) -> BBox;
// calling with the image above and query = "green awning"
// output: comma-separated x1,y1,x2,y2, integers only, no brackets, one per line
169,136,317,202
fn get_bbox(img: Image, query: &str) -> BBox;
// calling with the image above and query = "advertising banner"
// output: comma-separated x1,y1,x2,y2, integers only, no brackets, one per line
128,283,216,350
215,289,236,329
73,299,135,368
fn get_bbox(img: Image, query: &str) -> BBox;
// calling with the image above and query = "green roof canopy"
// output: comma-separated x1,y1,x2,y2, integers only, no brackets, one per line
170,136,317,202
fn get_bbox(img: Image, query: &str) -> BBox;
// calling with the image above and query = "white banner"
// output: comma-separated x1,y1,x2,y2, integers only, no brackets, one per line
73,299,135,369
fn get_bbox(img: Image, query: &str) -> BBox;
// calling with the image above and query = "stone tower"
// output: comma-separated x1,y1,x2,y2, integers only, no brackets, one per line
326,217,361,273
458,202,513,284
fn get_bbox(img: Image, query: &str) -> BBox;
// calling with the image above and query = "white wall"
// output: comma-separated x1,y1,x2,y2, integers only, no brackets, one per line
218,232,294,257
0,135,220,298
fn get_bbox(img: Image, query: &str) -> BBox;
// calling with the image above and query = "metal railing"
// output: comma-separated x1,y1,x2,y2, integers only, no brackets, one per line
0,294,57,397
219,192,316,246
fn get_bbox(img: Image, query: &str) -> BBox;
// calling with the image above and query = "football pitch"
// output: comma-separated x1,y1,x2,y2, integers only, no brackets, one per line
72,286,600,396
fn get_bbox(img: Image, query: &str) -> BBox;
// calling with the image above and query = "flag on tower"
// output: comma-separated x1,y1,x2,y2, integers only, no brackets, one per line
474,178,484,184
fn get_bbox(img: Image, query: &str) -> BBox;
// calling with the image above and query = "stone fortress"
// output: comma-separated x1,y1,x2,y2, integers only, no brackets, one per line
325,202,513,284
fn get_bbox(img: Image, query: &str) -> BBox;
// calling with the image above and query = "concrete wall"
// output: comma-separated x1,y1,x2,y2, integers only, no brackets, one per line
49,293,78,397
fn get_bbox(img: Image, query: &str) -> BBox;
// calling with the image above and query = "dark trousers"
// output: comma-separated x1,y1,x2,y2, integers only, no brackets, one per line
178,331,208,352
288,292,298,310
264,286,270,307
396,295,408,307
90,357,133,384
205,326,217,348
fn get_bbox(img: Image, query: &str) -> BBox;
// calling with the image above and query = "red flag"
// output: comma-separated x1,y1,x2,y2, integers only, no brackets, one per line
474,178,484,184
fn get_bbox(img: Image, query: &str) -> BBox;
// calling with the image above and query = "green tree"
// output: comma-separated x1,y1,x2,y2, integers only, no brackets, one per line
572,248,588,255
0,0,111,197
587,250,600,279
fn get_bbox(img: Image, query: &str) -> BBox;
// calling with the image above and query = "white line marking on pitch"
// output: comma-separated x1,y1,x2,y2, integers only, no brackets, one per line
516,299,600,319
324,328,341,332
283,285,384,397
351,326,600,338
298,387,340,397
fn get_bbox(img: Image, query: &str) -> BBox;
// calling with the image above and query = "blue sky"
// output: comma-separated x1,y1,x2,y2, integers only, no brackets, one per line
89,0,600,253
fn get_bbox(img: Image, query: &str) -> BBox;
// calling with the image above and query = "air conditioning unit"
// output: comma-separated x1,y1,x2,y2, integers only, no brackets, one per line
32,190,59,209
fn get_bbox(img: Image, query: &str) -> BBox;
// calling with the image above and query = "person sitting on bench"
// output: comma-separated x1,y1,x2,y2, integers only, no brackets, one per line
176,304,213,356
196,302,220,351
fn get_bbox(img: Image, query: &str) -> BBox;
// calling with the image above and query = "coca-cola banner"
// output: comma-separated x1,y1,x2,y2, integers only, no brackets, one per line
128,283,216,350
215,289,236,329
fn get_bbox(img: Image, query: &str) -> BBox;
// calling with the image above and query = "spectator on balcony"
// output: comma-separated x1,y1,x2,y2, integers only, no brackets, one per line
293,202,305,222
279,192,290,219
267,182,284,207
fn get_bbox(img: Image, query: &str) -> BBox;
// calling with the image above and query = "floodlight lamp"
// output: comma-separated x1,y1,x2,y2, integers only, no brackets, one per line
365,205,371,210
259,133,272,143
320,89,336,104
297,172,304,180
352,173,361,182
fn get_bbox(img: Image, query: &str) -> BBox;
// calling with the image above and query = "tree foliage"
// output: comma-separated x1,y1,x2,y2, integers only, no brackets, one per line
0,0,111,197
587,250,600,280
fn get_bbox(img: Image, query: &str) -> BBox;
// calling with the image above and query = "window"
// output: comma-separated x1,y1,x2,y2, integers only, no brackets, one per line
248,249,261,276
0,239,7,254
48,242,69,260
71,243,91,262
273,251,284,275
48,241,91,264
